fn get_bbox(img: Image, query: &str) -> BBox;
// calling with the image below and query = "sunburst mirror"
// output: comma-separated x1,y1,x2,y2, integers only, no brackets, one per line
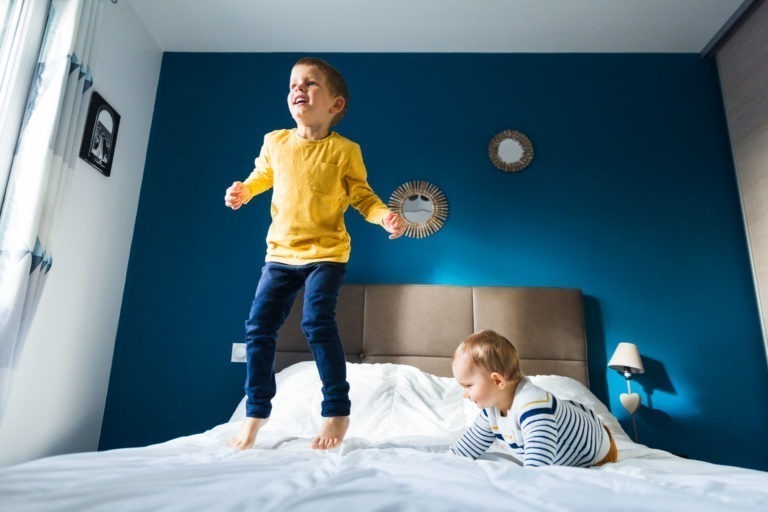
388,181,448,239
489,130,534,172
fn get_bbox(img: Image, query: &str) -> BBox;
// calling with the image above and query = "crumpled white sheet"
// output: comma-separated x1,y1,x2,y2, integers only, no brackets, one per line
1,363,767,512
230,361,472,441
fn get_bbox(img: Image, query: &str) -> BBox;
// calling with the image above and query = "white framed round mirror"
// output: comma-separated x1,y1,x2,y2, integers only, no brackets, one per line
489,130,534,172
388,180,448,239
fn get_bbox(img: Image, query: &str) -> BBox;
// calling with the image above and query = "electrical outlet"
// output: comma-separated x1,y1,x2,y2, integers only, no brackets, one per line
231,343,247,363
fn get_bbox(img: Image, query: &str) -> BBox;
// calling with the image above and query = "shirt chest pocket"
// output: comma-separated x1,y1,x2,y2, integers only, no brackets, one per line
311,162,342,195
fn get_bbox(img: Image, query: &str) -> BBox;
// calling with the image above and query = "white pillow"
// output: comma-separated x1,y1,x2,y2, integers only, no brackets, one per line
229,362,629,443
230,361,468,441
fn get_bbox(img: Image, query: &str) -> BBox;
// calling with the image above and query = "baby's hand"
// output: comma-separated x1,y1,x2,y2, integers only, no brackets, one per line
225,181,249,210
383,212,405,239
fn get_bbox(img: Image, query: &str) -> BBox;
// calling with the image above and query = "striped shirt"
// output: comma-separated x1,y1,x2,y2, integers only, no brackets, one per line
450,377,610,467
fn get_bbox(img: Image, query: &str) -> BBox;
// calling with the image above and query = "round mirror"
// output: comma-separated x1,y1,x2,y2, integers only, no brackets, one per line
388,181,448,238
402,194,435,224
489,130,534,172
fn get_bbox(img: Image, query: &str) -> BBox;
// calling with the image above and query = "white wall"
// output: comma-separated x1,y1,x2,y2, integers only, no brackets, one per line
0,1,162,466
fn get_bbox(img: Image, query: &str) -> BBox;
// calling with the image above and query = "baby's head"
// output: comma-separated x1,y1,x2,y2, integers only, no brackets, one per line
289,57,349,127
452,330,522,408
454,329,522,380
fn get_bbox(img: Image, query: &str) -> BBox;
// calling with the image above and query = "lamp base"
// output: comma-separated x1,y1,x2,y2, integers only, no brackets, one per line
619,393,641,415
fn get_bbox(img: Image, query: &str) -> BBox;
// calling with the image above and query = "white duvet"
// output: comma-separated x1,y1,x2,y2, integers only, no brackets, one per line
1,362,767,511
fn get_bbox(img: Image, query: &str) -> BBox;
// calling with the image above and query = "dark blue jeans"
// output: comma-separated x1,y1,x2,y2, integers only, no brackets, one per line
243,261,350,419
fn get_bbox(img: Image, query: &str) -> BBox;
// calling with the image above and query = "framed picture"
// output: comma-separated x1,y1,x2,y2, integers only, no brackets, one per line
79,91,120,176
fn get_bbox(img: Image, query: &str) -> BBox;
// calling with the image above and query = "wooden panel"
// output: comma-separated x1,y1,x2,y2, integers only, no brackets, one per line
362,285,474,357
717,0,768,358
473,287,587,363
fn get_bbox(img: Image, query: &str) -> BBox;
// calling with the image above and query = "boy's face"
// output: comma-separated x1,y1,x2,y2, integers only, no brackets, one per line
452,351,503,409
287,64,344,128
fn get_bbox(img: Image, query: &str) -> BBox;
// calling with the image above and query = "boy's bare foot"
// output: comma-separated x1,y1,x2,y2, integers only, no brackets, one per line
229,417,267,450
311,416,350,450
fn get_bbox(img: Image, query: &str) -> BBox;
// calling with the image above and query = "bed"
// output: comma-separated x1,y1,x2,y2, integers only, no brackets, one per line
1,285,767,511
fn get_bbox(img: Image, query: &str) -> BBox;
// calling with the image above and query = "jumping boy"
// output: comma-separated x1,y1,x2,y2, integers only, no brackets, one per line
225,58,405,451
450,329,618,467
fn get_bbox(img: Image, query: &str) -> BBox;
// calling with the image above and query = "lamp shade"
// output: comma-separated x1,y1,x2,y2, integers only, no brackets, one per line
608,342,644,374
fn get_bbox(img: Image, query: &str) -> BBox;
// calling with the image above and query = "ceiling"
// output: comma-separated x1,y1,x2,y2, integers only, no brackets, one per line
125,0,747,53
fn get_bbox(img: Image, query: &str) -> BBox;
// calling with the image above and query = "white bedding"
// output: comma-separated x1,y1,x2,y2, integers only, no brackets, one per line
2,362,767,511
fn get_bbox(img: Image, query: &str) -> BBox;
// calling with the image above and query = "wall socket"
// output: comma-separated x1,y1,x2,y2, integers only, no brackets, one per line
231,343,247,363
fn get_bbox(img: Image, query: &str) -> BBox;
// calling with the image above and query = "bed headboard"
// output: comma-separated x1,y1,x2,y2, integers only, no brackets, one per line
272,285,589,386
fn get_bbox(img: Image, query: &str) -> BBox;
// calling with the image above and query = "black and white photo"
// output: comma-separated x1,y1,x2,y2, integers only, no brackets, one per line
79,91,120,176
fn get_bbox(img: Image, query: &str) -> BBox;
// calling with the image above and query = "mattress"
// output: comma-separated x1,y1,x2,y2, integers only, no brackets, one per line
1,362,767,512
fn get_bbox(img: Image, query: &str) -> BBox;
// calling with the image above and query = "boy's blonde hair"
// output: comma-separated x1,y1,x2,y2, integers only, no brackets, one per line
454,329,522,381
294,57,349,126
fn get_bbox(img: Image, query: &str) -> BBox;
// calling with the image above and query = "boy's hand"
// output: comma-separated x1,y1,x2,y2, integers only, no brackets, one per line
382,212,405,239
225,181,250,210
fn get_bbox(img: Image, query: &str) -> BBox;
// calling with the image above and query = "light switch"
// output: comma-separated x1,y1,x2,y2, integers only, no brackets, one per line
231,343,247,362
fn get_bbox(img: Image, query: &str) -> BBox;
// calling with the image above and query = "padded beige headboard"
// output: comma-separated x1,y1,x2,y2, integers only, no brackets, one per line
273,285,589,386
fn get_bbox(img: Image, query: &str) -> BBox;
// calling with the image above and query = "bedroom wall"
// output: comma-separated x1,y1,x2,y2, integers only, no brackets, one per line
717,0,768,368
100,53,768,471
0,2,162,466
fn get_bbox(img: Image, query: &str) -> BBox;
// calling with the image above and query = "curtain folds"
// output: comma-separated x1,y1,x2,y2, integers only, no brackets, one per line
0,0,102,423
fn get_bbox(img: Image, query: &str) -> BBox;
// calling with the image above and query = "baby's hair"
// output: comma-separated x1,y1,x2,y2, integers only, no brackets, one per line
454,329,522,381
294,57,349,126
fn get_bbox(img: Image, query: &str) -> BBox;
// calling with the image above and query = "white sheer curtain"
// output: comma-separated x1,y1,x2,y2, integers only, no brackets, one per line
0,0,103,423
0,0,50,208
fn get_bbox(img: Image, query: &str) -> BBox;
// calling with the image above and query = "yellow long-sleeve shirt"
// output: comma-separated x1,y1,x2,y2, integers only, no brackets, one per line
243,129,391,264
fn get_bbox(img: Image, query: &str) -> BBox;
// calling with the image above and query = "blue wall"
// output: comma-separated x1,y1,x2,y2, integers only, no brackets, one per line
100,53,768,470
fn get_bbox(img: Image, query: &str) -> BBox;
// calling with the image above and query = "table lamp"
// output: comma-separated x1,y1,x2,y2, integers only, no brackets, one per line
608,342,644,442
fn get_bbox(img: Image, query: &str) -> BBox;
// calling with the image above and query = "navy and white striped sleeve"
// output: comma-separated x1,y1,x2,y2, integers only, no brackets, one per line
519,397,558,467
450,411,496,459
